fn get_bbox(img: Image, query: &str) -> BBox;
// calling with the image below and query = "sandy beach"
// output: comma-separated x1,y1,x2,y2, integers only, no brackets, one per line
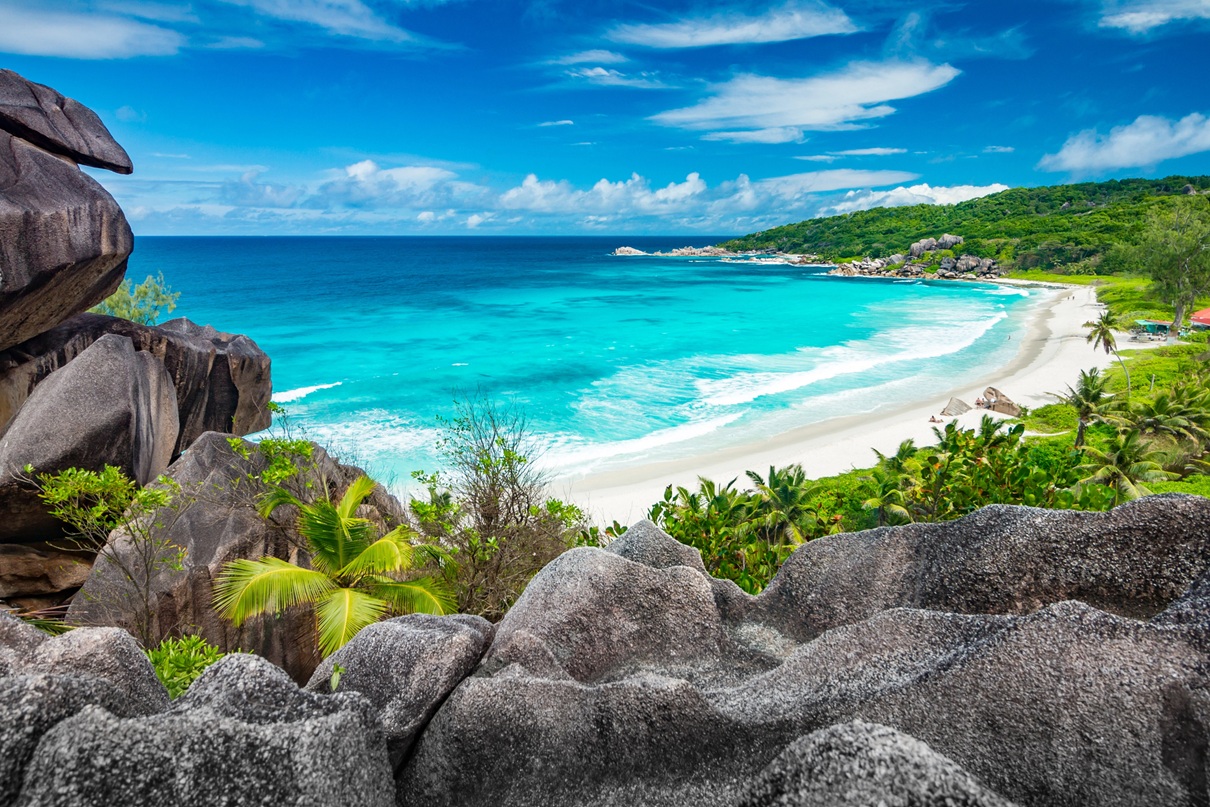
562,282,1140,526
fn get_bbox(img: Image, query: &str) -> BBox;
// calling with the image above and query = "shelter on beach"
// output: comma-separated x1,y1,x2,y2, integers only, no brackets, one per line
1134,319,1172,335
1192,309,1210,330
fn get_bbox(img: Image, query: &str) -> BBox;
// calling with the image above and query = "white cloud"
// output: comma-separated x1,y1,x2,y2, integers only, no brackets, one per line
651,60,960,136
219,169,306,208
984,145,1015,153
1039,112,1210,172
500,172,709,215
1098,0,1210,32
758,169,920,198
219,0,423,43
822,182,1010,215
539,119,575,127
702,127,805,144
566,67,672,89
0,4,184,58
312,159,484,207
831,147,906,156
549,49,627,64
607,1,856,48
795,155,838,162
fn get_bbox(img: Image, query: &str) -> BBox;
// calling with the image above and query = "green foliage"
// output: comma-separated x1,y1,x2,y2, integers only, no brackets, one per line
29,465,189,645
91,272,180,325
1149,475,1210,497
1130,198,1210,326
145,635,224,698
227,436,316,488
409,394,586,620
719,176,1210,270
214,474,454,657
1023,403,1079,434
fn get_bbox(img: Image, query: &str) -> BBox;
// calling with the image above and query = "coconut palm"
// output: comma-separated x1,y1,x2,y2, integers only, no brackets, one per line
1086,310,1131,397
1127,392,1210,444
214,475,454,657
872,438,918,475
860,467,912,527
1054,367,1112,448
1075,429,1175,505
744,464,820,546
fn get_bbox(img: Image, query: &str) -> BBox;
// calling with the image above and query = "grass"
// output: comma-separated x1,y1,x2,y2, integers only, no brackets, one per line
1149,476,1210,498
1021,403,1078,434
1107,343,1208,398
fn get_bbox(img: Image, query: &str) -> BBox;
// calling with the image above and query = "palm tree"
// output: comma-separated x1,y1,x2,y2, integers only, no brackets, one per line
860,467,912,527
1075,429,1176,505
1087,310,1131,397
1127,392,1210,444
1055,367,1111,448
214,475,454,657
744,464,820,546
872,438,918,475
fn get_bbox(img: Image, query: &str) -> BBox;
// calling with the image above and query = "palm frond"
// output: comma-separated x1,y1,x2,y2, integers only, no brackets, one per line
336,475,378,521
337,528,416,579
297,499,376,572
369,577,456,616
257,486,304,520
213,557,335,626
316,588,388,656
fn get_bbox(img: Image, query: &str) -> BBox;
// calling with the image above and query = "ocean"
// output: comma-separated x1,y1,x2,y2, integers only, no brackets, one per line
130,236,1042,488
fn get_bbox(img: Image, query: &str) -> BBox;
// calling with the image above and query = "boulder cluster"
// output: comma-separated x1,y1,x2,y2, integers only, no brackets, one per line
4,496,1209,806
0,71,271,617
830,234,1003,280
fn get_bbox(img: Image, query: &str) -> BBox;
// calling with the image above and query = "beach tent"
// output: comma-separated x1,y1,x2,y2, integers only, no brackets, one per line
1192,309,1210,330
1135,319,1172,335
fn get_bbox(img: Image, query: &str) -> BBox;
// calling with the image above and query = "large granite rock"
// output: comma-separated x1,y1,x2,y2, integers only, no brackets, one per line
306,614,494,767
0,69,132,174
0,543,91,598
0,334,179,542
398,497,1210,807
69,432,406,683
0,616,169,714
0,129,132,353
736,720,1015,807
0,312,272,450
14,653,395,807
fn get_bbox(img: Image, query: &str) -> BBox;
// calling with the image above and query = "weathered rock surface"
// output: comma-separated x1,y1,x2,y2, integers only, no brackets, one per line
399,496,1210,807
940,396,972,417
0,129,132,352
0,312,272,449
15,653,395,807
0,334,179,542
735,720,1015,807
0,543,91,598
937,233,965,250
68,432,406,683
306,614,494,766
0,69,132,174
0,617,169,714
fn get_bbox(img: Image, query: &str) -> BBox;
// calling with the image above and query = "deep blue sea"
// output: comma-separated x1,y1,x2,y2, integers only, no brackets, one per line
130,236,1042,487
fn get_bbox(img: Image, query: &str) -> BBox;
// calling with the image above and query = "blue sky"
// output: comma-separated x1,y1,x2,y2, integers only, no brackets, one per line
3,0,1209,235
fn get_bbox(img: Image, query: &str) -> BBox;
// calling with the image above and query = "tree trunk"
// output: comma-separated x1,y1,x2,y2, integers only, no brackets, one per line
1075,418,1087,448
1173,300,1186,334
1114,350,1132,398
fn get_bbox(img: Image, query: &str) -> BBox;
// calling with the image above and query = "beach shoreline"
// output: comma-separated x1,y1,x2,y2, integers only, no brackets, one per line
559,281,1124,526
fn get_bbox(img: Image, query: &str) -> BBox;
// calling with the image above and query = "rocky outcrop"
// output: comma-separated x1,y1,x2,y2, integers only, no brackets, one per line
0,543,91,601
306,614,494,766
399,496,1210,807
909,237,938,257
0,312,272,450
0,335,179,543
14,654,394,807
937,233,965,250
0,71,133,353
940,396,972,416
735,721,1016,807
68,432,405,683
0,70,132,174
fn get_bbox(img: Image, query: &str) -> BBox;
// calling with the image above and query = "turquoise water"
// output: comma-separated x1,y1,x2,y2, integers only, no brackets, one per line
130,236,1042,484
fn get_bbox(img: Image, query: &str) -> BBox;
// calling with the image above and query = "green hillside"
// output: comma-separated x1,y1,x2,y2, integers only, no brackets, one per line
721,175,1210,270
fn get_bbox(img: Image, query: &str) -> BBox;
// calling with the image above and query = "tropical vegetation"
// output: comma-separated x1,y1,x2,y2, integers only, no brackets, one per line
90,272,180,325
145,634,226,698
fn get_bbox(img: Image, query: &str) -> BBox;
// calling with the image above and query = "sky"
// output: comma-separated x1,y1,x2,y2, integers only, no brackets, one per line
2,0,1209,235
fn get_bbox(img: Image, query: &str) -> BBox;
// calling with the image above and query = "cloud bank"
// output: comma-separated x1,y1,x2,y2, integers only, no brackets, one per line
607,2,856,48
1039,112,1210,172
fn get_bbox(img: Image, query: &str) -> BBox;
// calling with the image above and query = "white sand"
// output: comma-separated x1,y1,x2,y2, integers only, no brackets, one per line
559,282,1157,526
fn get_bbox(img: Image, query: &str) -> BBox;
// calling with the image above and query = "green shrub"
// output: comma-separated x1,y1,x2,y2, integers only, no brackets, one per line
1023,403,1078,434
145,635,224,698
1148,476,1210,498
91,272,180,325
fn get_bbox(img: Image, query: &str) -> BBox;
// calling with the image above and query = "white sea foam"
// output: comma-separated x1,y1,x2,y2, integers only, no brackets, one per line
272,381,343,403
541,412,745,474
696,311,1008,407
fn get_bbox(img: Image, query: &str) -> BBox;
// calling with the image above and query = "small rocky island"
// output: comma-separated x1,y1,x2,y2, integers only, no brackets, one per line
2,70,1208,807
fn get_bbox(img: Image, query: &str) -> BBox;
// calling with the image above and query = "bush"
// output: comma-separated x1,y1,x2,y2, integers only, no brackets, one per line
91,272,180,325
145,635,224,698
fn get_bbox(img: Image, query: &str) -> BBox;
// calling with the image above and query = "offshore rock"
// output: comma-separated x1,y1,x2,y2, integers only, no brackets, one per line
307,614,494,766
0,312,272,452
15,654,394,807
0,69,132,173
399,497,1210,807
735,721,1015,807
0,129,132,352
68,432,405,683
0,335,179,542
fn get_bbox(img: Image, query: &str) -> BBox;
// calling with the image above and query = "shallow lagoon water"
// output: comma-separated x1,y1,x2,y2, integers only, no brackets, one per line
132,236,1038,486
